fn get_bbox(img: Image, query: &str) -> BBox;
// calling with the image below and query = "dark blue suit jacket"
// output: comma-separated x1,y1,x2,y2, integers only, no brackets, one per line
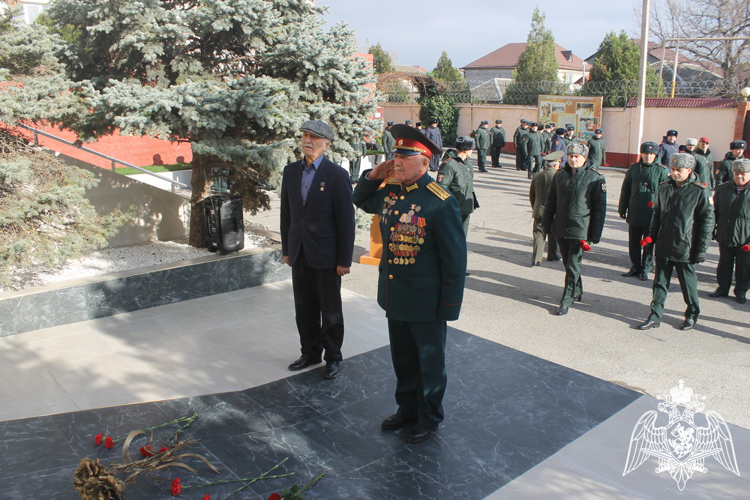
280,156,355,269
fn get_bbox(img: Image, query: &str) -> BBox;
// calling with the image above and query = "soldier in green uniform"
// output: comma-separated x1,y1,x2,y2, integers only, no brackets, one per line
638,153,714,331
525,122,545,179
708,158,750,304
618,142,668,281
692,137,714,189
352,124,467,444
489,119,506,168
587,128,607,169
542,142,607,315
715,140,746,187
474,120,490,172
348,141,367,183
529,150,563,266
542,123,554,155
563,124,578,146
382,121,395,161
437,136,475,236
513,119,529,170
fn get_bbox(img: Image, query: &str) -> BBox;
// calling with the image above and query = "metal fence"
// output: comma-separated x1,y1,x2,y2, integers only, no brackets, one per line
381,78,743,107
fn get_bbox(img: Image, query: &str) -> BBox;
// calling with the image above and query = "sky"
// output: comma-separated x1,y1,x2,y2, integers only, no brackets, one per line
318,0,644,70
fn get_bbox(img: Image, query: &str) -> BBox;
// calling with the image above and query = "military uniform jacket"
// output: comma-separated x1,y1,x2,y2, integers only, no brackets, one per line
529,166,557,219
551,135,568,164
657,141,678,167
542,163,607,242
713,181,750,247
525,131,544,156
618,161,669,227
692,148,714,189
542,132,552,154
490,126,506,148
563,135,578,146
587,137,607,168
649,175,714,263
716,151,741,187
382,129,395,154
513,127,527,149
352,171,467,322
437,150,474,217
475,127,490,150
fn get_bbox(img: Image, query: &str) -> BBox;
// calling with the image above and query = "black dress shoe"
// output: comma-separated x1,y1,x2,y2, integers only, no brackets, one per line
556,305,569,315
381,413,418,430
322,361,340,379
638,319,660,330
288,355,322,371
622,269,639,277
547,254,562,261
532,261,541,267
708,288,729,298
407,424,437,444
679,318,696,331
639,272,648,281
737,296,747,304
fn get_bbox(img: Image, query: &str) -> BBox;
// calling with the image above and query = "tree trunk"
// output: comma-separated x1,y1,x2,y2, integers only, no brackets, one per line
188,150,213,247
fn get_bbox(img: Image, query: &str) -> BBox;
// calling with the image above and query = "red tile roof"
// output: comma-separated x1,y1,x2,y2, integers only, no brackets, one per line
462,43,586,71
625,98,737,108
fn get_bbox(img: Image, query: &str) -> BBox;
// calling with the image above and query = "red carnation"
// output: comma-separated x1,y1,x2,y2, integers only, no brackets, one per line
579,240,591,251
741,244,750,252
104,436,114,449
139,446,153,457
267,494,281,500
647,201,653,208
171,478,181,496
159,447,168,453
203,496,210,500
640,236,652,247
95,433,103,446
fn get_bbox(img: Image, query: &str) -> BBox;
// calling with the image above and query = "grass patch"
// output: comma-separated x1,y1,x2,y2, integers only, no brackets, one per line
115,163,191,175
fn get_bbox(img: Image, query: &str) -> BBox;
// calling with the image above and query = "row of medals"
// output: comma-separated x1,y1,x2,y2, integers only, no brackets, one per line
382,194,425,266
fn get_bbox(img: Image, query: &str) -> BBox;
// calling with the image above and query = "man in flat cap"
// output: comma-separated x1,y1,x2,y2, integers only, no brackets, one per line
525,122,544,179
716,140,746,187
709,158,750,304
489,119,506,168
475,120,490,172
352,124,466,444
692,137,714,189
542,142,607,315
425,119,443,171
639,153,714,331
514,119,529,170
587,128,607,169
382,122,396,161
530,150,563,266
619,142,669,281
657,129,679,168
280,120,355,379
438,136,476,237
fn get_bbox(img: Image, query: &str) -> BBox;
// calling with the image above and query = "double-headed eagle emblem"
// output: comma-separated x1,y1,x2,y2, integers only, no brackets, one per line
623,380,740,490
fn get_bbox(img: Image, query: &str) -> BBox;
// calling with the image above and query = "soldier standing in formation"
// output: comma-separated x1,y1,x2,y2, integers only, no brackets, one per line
551,127,568,164
587,128,607,169
543,142,607,316
639,153,714,331
425,119,443,171
514,119,529,170
382,121,395,161
438,136,476,237
715,140,746,187
709,158,750,304
619,142,668,281
542,123,554,154
563,124,578,146
352,124,466,444
529,150,563,266
474,120,490,172
692,137,714,189
489,119,506,168
657,129,679,167
525,122,544,179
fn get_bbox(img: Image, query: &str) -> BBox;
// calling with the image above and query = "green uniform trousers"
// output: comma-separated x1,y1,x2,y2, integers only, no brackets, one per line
526,154,543,178
716,244,750,298
461,214,470,237
648,258,700,321
628,225,654,273
533,217,558,264
477,149,488,171
388,318,448,430
559,239,584,306
349,156,362,183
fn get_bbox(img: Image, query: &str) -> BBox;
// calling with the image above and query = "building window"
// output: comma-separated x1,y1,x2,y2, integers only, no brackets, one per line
25,4,44,24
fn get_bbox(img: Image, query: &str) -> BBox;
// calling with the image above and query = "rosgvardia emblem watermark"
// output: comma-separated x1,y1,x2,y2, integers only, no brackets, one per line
623,380,740,491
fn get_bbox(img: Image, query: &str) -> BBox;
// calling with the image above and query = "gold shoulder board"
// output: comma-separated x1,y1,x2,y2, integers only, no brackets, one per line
426,182,451,200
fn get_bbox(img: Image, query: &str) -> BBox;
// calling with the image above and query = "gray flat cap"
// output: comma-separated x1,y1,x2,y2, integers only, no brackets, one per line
685,138,698,146
669,152,695,170
732,158,750,173
300,120,333,141
567,142,589,157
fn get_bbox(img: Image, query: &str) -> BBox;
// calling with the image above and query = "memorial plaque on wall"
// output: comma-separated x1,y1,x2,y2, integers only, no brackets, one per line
538,96,604,141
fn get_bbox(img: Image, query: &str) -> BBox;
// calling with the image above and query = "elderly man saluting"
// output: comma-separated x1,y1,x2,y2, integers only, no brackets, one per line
352,124,467,444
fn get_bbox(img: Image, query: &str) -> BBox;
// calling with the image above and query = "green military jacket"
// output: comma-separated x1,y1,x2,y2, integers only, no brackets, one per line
563,135,579,146
513,126,527,150
529,165,557,219
587,137,607,169
692,148,714,189
490,126,506,148
716,151,741,187
542,132,552,154
618,161,669,228
437,150,474,217
525,130,544,156
713,181,750,247
475,127,490,150
542,163,607,242
352,171,467,322
382,129,395,155
649,175,714,263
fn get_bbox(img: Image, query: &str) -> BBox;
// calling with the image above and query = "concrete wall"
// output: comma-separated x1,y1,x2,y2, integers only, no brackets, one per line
60,153,191,247
128,169,193,191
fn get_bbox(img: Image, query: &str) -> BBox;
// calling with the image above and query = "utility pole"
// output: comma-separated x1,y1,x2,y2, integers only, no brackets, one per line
636,0,651,152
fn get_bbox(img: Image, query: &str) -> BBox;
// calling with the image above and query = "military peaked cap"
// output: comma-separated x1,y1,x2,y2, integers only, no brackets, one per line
545,151,564,163
391,124,441,158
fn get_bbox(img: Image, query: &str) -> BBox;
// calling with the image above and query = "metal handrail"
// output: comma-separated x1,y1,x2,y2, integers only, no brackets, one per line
17,123,189,194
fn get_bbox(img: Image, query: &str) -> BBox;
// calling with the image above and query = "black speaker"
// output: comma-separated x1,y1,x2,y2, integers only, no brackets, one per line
204,195,244,254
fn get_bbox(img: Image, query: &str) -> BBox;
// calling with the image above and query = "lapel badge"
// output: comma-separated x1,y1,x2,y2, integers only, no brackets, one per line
320,182,326,191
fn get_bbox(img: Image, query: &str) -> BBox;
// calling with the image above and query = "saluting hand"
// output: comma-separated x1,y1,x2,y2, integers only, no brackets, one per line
369,159,395,180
